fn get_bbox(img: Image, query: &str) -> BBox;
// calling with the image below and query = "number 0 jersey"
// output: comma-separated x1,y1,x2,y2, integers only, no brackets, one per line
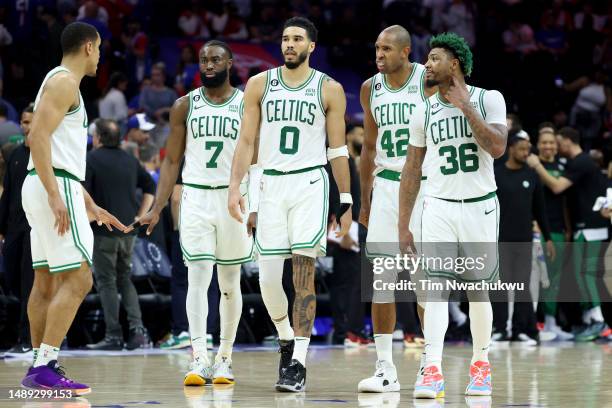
183,87,243,187
369,63,427,174
258,67,328,172
409,85,507,200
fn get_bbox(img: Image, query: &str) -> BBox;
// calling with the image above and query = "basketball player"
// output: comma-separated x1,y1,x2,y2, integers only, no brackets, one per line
228,17,352,392
20,22,127,394
398,33,507,398
357,25,431,393
138,41,252,385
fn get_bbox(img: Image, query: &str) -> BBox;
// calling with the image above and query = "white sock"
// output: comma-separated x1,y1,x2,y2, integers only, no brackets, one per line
544,314,557,329
259,258,294,340
424,301,448,370
34,343,59,367
449,301,467,326
186,260,214,364
582,309,592,325
292,336,310,366
419,352,426,373
469,301,492,364
374,333,393,364
590,306,605,323
216,264,242,362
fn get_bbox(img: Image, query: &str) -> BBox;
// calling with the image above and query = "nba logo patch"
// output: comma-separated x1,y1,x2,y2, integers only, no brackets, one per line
271,79,279,87
375,83,382,90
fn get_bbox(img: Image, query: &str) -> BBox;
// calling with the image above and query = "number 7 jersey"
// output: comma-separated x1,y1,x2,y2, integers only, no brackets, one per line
258,67,328,172
183,87,243,187
409,85,507,200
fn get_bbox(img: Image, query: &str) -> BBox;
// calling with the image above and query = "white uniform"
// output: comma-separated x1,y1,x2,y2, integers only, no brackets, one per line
365,64,428,260
255,67,329,259
22,66,93,273
179,87,253,265
409,85,506,282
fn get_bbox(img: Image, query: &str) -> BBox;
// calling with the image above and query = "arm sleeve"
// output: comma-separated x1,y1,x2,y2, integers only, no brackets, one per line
409,102,426,147
483,90,507,125
533,175,552,241
136,163,156,195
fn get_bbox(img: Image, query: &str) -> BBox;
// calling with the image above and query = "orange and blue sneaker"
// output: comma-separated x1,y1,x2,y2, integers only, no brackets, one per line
413,364,444,399
465,361,492,396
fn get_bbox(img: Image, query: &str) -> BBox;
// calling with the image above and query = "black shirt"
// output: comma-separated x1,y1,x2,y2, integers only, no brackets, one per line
495,163,551,242
563,152,608,230
541,159,566,233
85,146,156,236
0,144,30,237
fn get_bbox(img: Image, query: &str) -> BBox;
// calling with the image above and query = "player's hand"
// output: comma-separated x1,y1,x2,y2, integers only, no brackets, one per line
399,228,416,256
136,209,161,235
445,74,470,109
601,207,611,219
358,204,370,229
49,193,70,236
339,233,356,250
90,205,128,233
526,154,541,169
228,187,245,223
335,205,352,238
545,239,556,262
247,212,257,237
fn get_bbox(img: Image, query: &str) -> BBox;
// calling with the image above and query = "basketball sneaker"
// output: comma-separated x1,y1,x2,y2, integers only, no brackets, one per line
21,360,91,395
465,361,492,396
276,339,295,383
357,360,400,393
126,327,151,350
276,359,306,392
212,357,235,384
344,332,372,348
404,333,425,348
159,331,190,350
184,359,213,386
413,365,444,399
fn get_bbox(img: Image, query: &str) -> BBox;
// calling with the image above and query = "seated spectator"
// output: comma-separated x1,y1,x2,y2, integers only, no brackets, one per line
128,77,151,117
210,2,248,40
178,0,211,38
139,143,160,185
0,103,23,146
503,15,537,55
536,9,568,56
174,45,199,96
139,63,177,123
99,72,129,125
85,119,155,351
125,113,155,147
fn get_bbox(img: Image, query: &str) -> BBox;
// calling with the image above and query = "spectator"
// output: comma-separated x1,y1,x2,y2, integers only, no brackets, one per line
574,1,607,32
346,123,364,169
411,18,432,64
99,72,129,125
77,0,111,41
123,18,151,89
174,45,199,96
441,0,477,47
125,113,155,146
128,77,151,117
85,119,155,350
249,6,282,43
0,104,34,354
139,143,161,185
503,15,537,56
178,0,211,38
0,103,23,146
0,81,18,123
494,134,554,344
139,63,177,122
210,2,248,40
565,69,610,151
527,127,609,341
536,9,568,56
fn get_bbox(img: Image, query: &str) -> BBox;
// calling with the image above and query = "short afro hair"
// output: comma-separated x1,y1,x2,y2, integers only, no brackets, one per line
430,32,473,77
61,22,99,55
557,126,580,144
202,40,233,59
283,17,318,42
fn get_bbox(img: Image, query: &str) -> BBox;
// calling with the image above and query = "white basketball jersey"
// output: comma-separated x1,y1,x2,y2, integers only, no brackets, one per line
258,67,327,172
28,66,88,180
370,63,427,174
182,87,243,187
409,85,507,200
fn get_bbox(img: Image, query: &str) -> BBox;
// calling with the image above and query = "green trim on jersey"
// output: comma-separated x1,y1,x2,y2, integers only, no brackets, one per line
381,63,418,93
419,69,427,102
28,168,80,182
317,74,326,116
49,261,84,274
183,182,228,190
263,164,324,176
43,67,81,116
435,191,496,203
424,98,432,137
260,70,271,104
32,260,49,269
63,178,93,266
435,85,476,108
277,67,316,91
478,89,487,119
199,87,239,107
239,99,245,119
368,75,376,106
216,244,254,265
186,90,194,123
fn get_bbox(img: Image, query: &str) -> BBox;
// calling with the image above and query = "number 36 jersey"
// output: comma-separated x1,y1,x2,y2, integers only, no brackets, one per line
370,63,426,173
409,85,507,200
183,87,243,187
258,67,328,172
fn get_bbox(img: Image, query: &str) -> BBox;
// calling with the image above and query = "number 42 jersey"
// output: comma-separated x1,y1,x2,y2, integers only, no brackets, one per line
183,87,243,187
409,85,506,200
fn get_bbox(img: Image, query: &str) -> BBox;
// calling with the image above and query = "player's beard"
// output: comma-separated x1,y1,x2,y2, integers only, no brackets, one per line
425,78,439,87
284,50,308,69
200,69,228,88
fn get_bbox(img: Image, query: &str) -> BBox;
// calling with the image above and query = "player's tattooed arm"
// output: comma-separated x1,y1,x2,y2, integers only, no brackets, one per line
398,145,426,252
359,78,377,228
292,254,317,337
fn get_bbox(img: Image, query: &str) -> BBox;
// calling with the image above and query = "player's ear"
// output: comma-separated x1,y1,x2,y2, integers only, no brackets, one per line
227,58,233,70
309,41,316,54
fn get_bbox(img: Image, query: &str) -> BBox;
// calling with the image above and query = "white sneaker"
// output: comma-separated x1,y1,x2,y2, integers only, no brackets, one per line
357,360,400,392
184,359,213,386
538,331,557,342
515,333,537,346
546,323,574,341
212,357,235,384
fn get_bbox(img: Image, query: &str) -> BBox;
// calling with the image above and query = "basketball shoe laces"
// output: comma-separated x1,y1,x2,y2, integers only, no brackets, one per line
51,363,75,385
421,366,442,385
470,364,489,387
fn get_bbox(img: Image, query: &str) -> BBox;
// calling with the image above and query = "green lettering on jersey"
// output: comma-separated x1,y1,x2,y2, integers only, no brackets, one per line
380,128,410,158
429,115,473,146
373,103,416,127
189,116,239,140
438,143,479,175
265,99,316,125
